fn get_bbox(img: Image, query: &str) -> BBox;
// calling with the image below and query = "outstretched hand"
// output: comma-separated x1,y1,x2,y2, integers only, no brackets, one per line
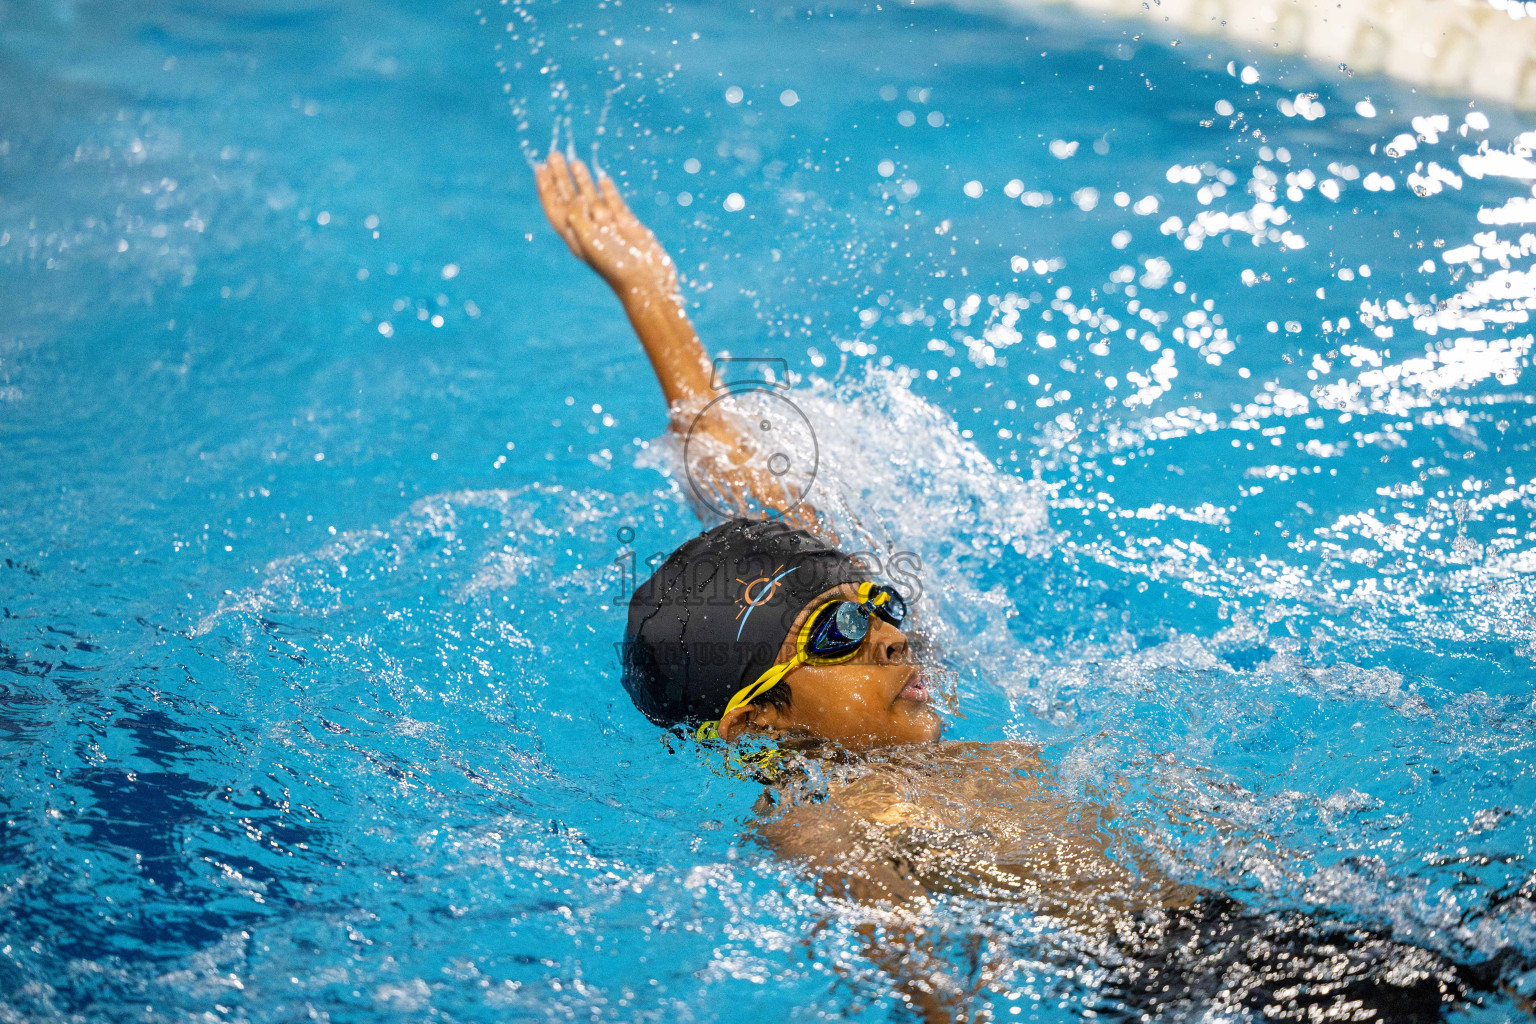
531,146,829,539
535,150,677,295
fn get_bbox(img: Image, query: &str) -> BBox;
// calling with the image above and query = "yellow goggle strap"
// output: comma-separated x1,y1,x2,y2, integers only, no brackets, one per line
695,594,833,741
860,582,890,609
695,652,806,742
694,584,888,742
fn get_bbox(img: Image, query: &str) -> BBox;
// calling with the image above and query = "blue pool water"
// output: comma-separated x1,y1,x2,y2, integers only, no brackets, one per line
3,0,1536,1019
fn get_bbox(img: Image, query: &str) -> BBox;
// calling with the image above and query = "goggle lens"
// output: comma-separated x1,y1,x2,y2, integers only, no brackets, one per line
697,583,913,741
804,585,907,662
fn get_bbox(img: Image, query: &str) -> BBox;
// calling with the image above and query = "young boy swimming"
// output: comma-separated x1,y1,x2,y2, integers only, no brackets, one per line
533,149,1522,1022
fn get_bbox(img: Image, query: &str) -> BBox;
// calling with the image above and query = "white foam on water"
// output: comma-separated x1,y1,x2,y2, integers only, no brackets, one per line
624,365,1536,960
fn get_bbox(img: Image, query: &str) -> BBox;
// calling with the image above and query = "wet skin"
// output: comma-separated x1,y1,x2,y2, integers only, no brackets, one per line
716,583,944,750
530,148,1483,1024
714,583,1198,927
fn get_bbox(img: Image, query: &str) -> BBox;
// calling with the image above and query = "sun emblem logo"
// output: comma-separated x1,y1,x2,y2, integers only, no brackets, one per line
733,563,799,639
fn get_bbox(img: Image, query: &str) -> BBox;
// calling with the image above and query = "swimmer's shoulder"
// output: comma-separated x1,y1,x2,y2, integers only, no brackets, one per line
833,770,926,826
751,781,927,903
919,738,1051,781
757,739,1055,843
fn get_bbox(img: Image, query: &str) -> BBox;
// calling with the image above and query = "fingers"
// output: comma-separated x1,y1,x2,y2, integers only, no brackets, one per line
567,202,598,244
544,150,627,217
572,160,615,226
537,152,592,255
536,149,651,274
567,204,609,268
570,157,600,206
598,173,631,217
534,161,563,223
534,166,580,255
545,151,578,207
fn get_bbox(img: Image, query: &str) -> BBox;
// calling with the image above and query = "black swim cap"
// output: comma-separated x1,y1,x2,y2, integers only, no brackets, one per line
621,518,869,729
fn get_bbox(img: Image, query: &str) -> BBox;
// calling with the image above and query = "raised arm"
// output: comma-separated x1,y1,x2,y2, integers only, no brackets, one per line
534,150,830,537
534,150,714,418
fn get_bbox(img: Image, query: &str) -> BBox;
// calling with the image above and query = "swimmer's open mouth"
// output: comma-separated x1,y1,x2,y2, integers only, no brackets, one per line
896,668,929,705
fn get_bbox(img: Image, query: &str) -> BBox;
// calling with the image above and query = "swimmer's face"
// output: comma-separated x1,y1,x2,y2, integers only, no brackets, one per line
718,584,942,750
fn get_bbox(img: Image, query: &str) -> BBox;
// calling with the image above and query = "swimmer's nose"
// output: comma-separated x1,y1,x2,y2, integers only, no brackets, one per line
868,619,909,665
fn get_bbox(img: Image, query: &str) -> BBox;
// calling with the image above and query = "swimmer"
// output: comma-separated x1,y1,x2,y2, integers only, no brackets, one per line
533,149,1526,1022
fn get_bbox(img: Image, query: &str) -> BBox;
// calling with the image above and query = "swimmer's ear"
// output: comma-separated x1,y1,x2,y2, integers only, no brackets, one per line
717,703,786,743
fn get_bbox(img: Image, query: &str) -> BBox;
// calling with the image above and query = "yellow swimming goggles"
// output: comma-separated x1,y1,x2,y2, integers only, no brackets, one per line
696,582,908,741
